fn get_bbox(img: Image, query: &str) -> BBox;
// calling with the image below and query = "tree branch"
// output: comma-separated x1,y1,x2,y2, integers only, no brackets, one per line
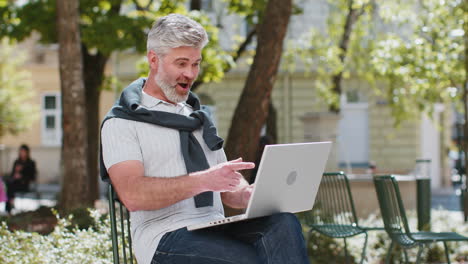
330,0,371,112
449,78,460,89
357,0,374,18
222,26,257,73
131,0,154,11
110,0,123,14
192,27,258,91
338,0,358,62
234,27,257,62
190,0,201,10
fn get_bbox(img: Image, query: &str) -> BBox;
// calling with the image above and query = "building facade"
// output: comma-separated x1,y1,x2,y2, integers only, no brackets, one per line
0,1,452,188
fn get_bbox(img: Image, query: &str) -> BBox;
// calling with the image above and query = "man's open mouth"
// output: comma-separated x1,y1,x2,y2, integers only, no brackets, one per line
178,83,189,89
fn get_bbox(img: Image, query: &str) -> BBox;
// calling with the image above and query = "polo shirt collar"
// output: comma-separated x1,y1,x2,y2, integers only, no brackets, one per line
141,90,192,110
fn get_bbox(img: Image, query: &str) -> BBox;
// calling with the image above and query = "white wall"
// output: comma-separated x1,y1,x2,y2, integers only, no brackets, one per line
420,104,444,188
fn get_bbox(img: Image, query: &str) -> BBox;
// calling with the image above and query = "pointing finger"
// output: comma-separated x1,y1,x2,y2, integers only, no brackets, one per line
229,158,243,163
225,162,255,171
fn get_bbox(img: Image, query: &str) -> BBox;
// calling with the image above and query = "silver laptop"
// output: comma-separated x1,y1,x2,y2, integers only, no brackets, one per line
187,141,332,231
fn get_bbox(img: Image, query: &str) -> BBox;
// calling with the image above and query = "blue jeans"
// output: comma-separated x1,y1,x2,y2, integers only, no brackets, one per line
151,213,310,264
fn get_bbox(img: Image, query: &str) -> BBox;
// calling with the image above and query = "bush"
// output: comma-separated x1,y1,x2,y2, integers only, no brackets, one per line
0,208,465,263
0,209,113,264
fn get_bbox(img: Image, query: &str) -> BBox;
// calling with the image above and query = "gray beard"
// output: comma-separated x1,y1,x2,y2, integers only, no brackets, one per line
155,71,189,104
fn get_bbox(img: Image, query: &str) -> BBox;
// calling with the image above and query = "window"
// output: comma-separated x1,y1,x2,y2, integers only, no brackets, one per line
41,93,62,146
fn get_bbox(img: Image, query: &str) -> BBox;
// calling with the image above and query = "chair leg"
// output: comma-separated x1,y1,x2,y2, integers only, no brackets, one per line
403,249,409,264
443,242,451,264
306,229,313,249
385,241,394,264
359,232,368,264
344,238,349,264
416,244,424,264
119,203,128,264
304,228,316,261
126,208,134,264
109,186,120,264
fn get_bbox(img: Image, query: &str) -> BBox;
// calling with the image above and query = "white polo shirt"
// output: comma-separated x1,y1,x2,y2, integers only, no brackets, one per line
101,91,226,264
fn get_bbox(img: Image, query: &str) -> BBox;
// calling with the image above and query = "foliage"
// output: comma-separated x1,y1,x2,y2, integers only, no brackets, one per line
284,0,378,111
226,0,267,25
0,0,179,52
0,0,231,87
136,0,303,85
283,0,466,125
0,208,465,263
370,0,465,122
0,209,113,264
227,0,302,26
0,37,38,138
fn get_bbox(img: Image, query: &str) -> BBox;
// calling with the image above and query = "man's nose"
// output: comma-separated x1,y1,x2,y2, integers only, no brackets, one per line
183,68,197,79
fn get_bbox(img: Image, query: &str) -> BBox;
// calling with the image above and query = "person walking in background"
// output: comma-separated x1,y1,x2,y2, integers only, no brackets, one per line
5,144,37,214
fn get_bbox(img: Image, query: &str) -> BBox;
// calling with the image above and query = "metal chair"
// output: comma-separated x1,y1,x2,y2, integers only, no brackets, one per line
108,184,134,264
305,172,381,264
373,175,468,264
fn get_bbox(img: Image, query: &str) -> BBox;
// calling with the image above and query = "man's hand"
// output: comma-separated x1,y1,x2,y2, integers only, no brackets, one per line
193,158,255,192
221,183,254,209
107,158,253,211
237,184,254,208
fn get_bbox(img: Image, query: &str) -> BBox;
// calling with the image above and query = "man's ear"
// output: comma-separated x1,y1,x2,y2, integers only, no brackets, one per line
147,50,159,71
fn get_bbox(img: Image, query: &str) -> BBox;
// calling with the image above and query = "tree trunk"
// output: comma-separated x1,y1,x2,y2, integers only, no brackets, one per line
57,0,92,210
80,0,119,202
224,0,292,180
463,1,468,172
82,46,109,202
329,0,362,113
266,101,278,143
190,0,201,10
462,0,468,220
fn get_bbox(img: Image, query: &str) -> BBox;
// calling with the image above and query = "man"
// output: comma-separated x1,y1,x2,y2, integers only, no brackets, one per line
101,14,309,264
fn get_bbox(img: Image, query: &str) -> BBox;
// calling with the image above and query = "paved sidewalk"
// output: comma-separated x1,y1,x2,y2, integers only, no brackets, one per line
431,187,464,211
0,183,59,215
0,182,108,215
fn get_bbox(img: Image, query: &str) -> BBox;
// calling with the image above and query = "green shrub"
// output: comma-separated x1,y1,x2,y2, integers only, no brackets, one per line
0,208,465,263
0,209,113,264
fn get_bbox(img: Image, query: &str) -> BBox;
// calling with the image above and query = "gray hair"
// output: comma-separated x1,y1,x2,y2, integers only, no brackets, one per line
147,14,209,55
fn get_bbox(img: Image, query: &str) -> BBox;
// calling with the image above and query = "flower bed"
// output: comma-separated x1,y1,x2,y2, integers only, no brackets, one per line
0,208,465,263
